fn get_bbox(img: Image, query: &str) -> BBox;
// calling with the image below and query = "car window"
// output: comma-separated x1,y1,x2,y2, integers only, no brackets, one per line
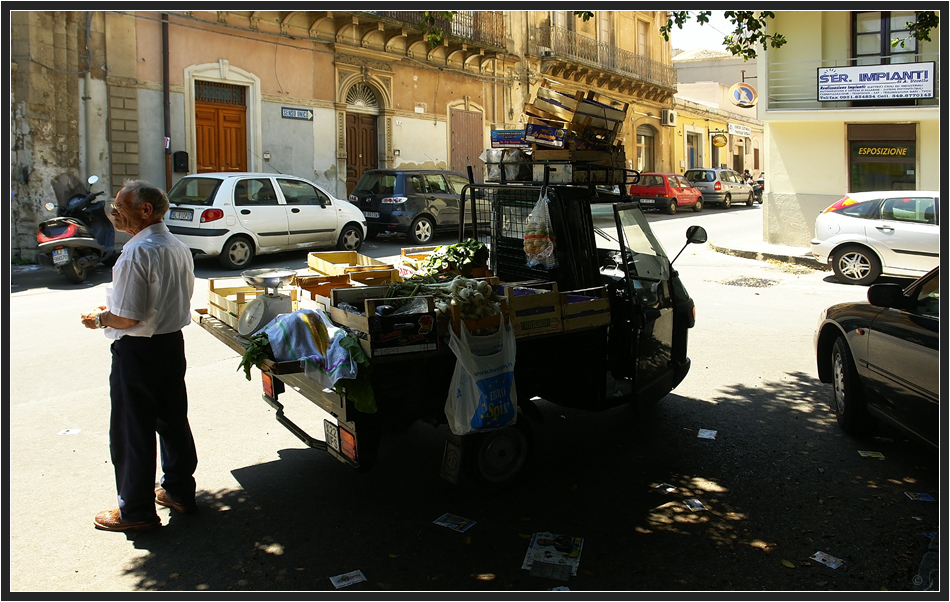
639,175,664,187
354,173,395,195
278,179,331,206
678,176,693,188
167,177,221,207
684,170,712,182
722,171,737,183
880,196,937,224
914,271,939,317
424,174,449,194
445,173,469,194
839,199,880,219
235,178,278,206
406,175,425,194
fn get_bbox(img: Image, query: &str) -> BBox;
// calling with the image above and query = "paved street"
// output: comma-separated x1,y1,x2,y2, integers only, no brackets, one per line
7,206,939,593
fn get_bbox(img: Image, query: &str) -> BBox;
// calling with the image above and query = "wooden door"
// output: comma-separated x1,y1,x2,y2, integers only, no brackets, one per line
450,108,483,180
345,113,378,195
195,102,247,173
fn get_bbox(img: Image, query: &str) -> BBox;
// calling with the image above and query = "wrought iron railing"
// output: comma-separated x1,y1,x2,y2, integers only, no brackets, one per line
533,25,677,90
766,53,940,110
362,11,507,50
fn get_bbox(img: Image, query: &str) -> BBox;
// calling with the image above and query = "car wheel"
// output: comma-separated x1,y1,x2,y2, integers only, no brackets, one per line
832,245,881,286
666,199,678,215
61,252,87,284
746,192,755,207
408,216,435,244
336,224,364,251
464,416,532,490
831,336,875,435
218,235,255,270
693,197,703,212
721,194,731,209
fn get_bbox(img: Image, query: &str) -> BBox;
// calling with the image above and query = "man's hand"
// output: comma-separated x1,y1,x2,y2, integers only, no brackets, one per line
81,306,108,330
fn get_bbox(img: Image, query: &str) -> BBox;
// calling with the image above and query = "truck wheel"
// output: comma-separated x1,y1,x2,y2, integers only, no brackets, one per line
465,417,532,489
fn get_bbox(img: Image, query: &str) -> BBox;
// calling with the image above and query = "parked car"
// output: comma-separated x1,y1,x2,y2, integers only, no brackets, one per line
628,172,703,214
164,172,366,270
814,266,939,450
682,168,754,208
811,190,939,285
348,169,472,244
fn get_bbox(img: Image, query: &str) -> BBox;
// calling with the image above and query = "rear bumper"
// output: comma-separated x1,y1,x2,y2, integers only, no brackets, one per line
167,225,230,255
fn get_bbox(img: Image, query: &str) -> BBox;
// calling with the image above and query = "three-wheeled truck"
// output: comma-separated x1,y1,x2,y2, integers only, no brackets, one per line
194,164,707,488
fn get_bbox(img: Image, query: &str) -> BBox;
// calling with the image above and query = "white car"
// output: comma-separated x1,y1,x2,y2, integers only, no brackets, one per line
165,173,367,269
811,190,939,285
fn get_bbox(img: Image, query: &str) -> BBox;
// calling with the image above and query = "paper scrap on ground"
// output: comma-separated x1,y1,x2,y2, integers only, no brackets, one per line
905,492,936,502
810,551,844,569
684,498,707,512
57,429,81,435
330,570,366,589
654,483,677,494
433,512,476,533
522,532,584,580
858,450,885,459
697,428,717,440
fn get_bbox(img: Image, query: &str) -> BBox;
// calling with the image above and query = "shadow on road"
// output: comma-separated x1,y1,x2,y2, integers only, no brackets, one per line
119,370,938,592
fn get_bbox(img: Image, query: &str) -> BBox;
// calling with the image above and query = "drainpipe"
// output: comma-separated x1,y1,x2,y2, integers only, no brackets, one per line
163,13,171,190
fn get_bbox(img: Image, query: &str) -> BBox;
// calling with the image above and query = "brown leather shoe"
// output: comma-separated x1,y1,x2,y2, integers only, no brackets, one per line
94,509,160,532
155,488,198,514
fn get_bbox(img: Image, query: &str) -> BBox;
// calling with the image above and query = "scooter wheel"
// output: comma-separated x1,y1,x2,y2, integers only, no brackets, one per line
61,254,87,284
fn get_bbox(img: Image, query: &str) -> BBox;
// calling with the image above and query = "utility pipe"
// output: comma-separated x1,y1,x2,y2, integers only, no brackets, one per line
163,13,171,190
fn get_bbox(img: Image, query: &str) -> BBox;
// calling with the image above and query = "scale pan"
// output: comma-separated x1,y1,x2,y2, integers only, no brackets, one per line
241,268,296,290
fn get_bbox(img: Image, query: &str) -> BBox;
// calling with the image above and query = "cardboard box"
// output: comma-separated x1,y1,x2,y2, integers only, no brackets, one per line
329,287,439,357
525,121,566,148
307,251,393,276
494,281,562,337
560,286,610,331
207,277,298,330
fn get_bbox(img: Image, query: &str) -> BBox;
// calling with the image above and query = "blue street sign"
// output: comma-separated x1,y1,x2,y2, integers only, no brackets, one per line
282,107,314,121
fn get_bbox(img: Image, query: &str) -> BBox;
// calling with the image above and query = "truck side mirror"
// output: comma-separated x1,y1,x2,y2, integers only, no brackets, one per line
686,225,707,244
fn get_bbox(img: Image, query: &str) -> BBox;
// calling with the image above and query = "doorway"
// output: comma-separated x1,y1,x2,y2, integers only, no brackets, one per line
450,108,483,180
194,81,247,173
345,113,379,195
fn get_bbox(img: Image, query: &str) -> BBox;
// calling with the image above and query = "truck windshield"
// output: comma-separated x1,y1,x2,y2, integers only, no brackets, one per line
616,205,670,281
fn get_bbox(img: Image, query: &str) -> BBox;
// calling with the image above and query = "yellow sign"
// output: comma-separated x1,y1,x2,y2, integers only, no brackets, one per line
729,82,758,108
711,134,728,147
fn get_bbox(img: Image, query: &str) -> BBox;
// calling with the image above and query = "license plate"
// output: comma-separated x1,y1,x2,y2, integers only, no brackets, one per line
362,211,379,219
638,198,655,205
170,209,193,221
52,248,70,266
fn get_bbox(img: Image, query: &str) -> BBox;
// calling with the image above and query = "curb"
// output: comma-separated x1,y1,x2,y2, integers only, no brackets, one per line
709,243,829,271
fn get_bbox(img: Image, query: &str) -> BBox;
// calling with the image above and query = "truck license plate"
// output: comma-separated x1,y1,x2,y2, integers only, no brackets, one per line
52,248,70,266
170,209,193,221
362,211,379,219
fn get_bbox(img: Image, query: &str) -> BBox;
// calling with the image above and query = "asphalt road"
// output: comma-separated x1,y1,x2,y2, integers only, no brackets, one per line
7,206,940,594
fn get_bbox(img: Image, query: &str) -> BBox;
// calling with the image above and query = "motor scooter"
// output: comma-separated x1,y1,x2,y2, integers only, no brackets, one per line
752,173,765,204
36,173,115,284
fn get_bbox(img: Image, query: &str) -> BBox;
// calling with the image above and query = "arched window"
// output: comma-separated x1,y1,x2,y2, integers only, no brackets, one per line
346,83,379,109
636,125,656,172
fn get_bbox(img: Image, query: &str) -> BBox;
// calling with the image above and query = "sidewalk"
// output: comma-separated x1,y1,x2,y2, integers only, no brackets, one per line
708,236,827,270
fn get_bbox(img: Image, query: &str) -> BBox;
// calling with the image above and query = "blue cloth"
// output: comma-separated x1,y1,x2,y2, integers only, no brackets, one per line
262,309,357,388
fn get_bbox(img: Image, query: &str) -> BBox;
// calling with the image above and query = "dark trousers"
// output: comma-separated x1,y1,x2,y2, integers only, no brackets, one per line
109,330,197,521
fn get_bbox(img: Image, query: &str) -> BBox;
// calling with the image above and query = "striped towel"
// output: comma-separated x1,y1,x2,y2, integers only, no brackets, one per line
262,309,357,388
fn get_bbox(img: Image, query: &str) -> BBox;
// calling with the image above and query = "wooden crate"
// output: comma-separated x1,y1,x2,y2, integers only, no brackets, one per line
494,281,561,338
401,245,439,261
560,286,610,331
207,277,298,330
348,268,400,286
307,251,393,276
328,287,439,357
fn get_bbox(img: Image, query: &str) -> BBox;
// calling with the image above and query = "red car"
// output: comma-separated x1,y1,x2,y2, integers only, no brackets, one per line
628,173,703,215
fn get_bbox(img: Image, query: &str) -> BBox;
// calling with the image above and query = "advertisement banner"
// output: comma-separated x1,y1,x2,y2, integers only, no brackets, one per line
817,62,935,102
491,130,530,149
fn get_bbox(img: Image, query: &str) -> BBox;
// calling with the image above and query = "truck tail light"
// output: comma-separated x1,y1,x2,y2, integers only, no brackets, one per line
339,426,358,462
262,372,283,399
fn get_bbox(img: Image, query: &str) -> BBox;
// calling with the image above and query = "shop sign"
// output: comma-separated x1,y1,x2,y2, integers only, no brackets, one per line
728,82,758,108
852,143,915,159
818,62,935,102
728,123,751,138
490,130,530,149
711,133,728,148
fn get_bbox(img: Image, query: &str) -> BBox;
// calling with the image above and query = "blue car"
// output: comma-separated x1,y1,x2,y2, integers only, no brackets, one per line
814,266,939,450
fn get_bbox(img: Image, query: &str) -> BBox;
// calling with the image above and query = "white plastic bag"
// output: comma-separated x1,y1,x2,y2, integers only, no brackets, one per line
444,320,518,436
524,192,557,269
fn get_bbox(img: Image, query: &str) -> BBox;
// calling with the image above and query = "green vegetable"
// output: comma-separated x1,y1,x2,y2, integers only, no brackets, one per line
418,238,488,277
238,332,273,381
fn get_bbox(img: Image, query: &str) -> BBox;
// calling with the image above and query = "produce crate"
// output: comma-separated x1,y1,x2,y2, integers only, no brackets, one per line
401,245,439,261
307,251,393,276
207,277,298,330
328,287,439,357
347,268,400,286
493,281,562,338
560,286,610,331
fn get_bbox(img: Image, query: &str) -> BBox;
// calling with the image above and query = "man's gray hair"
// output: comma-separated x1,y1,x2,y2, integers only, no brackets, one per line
122,180,170,216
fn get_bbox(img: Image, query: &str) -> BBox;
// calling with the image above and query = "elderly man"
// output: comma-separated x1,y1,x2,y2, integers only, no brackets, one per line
81,180,198,532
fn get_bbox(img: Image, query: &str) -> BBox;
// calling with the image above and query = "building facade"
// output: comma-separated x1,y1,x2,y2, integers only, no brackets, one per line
756,10,940,247
10,10,680,260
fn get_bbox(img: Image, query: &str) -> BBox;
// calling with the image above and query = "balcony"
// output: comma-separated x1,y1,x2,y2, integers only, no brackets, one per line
532,25,677,101
767,53,940,111
358,10,507,51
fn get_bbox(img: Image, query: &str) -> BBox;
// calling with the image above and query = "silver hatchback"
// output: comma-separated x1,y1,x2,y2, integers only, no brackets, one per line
683,168,755,208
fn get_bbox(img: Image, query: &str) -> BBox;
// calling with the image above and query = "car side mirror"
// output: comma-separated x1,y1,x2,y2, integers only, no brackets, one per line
867,283,906,309
686,225,708,244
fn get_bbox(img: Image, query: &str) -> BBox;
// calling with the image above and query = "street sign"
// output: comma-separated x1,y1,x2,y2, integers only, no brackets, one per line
281,107,314,121
728,83,758,108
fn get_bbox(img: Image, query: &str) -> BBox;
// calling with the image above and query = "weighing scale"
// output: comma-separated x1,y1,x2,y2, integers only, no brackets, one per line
237,268,297,336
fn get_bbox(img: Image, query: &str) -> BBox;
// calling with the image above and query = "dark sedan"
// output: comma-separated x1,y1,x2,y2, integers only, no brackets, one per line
814,267,939,450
